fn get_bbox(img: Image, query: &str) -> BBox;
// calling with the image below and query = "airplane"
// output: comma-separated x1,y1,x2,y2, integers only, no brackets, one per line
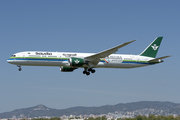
7,37,171,75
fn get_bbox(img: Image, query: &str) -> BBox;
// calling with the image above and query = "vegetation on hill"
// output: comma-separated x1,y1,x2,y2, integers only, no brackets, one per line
30,115,180,120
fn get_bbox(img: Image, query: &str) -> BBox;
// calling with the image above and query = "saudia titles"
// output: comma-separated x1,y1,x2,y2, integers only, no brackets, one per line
36,52,52,55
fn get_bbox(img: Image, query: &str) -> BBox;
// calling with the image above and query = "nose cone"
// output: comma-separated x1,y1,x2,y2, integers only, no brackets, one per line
7,58,14,64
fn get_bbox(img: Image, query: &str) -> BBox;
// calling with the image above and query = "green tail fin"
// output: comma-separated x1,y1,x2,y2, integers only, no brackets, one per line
140,37,163,58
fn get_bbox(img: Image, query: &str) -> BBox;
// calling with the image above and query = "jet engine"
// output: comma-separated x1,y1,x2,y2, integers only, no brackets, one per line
60,66,75,72
68,57,85,67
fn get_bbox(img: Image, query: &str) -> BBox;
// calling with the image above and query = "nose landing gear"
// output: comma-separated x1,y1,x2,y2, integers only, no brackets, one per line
17,65,22,71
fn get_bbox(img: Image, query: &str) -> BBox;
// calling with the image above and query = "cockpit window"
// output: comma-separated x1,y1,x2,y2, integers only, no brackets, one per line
11,55,16,57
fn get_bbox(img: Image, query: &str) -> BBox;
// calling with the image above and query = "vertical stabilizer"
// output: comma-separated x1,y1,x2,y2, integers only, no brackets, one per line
140,37,163,58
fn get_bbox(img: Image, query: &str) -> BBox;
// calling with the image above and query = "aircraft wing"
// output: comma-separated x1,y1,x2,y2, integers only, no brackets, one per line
84,40,136,67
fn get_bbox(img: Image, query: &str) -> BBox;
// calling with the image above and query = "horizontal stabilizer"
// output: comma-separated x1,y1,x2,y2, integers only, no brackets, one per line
148,55,171,63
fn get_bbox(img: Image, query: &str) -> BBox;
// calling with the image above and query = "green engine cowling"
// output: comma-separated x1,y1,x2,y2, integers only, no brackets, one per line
60,66,75,72
69,57,85,67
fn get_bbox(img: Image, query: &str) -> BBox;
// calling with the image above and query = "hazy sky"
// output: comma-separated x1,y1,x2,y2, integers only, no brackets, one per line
0,0,179,113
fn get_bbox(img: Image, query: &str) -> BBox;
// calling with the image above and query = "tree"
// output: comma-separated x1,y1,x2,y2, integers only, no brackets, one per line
167,115,174,120
50,117,61,120
148,114,156,120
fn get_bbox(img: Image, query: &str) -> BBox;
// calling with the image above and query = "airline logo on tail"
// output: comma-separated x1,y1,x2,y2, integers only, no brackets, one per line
151,44,159,50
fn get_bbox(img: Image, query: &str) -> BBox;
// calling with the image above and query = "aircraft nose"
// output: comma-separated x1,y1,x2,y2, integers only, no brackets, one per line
7,58,13,64
7,59,11,63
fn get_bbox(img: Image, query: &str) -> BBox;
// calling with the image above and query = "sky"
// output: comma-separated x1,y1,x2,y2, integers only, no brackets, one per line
0,0,179,113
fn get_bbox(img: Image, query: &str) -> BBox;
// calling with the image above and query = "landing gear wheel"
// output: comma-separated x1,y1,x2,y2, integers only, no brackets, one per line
17,65,22,71
83,71,87,74
83,67,94,75
88,68,95,73
91,69,95,73
18,68,22,71
86,72,90,76
88,68,92,71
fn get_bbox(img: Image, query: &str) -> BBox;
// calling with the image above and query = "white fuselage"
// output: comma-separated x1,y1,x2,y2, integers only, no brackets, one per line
7,51,155,69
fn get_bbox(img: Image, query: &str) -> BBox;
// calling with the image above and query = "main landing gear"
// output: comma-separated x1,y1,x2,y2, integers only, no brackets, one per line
83,68,96,76
17,65,22,71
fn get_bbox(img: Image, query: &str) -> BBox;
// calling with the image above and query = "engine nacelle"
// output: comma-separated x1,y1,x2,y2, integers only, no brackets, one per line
60,66,75,72
68,57,85,67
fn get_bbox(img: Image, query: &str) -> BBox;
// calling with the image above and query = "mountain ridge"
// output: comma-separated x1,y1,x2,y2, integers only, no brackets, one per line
1,101,180,118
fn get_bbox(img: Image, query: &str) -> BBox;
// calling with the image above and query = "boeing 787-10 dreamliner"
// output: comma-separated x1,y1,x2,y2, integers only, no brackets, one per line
7,37,171,75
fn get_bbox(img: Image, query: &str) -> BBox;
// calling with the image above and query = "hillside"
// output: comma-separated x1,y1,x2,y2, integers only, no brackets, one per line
0,101,180,118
